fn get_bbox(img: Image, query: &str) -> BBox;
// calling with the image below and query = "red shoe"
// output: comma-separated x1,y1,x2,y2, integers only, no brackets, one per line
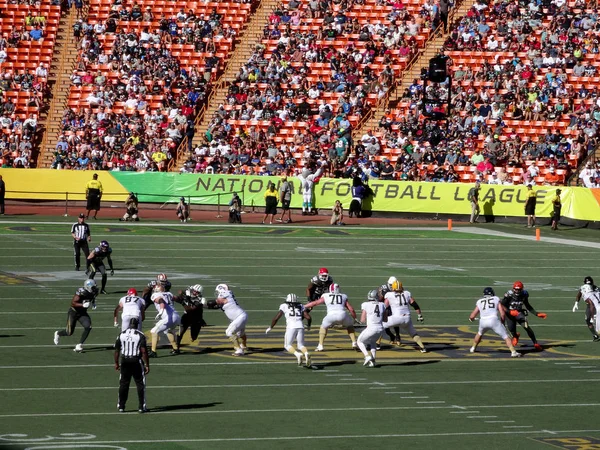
534,343,543,351
511,333,520,347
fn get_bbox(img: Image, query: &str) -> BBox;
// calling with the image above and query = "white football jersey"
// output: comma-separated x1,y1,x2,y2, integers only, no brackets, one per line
361,301,385,328
221,291,245,321
279,303,305,329
384,290,412,316
152,291,174,313
476,295,501,319
322,292,349,313
583,290,600,310
119,295,144,317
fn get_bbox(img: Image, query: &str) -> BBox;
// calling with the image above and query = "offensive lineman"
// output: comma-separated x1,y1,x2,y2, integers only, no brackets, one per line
501,281,547,351
113,288,145,331
572,276,599,341
142,274,172,310
208,283,248,356
54,279,99,352
382,279,427,353
266,294,312,367
357,290,389,367
87,240,114,294
173,284,207,353
305,283,358,351
580,284,600,339
468,287,522,357
149,284,181,357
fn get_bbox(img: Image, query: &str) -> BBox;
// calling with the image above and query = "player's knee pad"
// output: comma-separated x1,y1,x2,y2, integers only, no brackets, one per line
522,321,529,329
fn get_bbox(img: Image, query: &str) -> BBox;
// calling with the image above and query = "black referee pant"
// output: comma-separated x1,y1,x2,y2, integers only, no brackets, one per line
118,357,146,410
73,240,90,271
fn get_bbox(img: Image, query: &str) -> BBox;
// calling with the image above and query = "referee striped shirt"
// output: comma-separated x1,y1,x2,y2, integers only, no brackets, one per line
71,222,90,241
115,329,146,358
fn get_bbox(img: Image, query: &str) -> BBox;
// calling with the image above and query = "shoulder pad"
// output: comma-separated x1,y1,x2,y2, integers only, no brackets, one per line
76,288,87,296
94,247,101,253
310,276,319,283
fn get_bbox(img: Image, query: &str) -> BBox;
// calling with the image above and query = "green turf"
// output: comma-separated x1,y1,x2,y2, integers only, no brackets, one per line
0,220,599,450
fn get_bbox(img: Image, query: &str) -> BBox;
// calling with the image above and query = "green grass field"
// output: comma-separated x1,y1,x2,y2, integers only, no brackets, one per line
1,219,600,450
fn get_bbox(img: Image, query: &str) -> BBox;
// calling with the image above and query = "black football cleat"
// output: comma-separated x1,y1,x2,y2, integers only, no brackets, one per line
148,350,158,358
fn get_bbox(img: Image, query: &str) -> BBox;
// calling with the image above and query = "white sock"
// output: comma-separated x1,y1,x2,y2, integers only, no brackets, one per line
357,340,368,357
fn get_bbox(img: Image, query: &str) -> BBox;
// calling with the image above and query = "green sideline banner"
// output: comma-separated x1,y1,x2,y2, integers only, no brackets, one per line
1,169,599,221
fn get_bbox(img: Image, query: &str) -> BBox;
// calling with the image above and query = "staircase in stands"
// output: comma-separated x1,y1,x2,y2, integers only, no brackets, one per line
353,0,477,140
175,0,279,171
37,7,79,168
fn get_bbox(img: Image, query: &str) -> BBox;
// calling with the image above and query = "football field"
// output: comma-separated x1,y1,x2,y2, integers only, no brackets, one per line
1,219,600,450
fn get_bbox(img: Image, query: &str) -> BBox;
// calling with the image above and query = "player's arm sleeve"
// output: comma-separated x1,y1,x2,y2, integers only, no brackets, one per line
206,300,218,309
410,299,421,312
523,296,537,315
107,255,114,269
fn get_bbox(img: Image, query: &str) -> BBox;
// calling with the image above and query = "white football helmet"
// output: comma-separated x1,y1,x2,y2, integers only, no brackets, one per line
581,284,594,295
215,283,229,298
387,276,398,289
329,283,340,295
83,279,97,293
190,284,203,297
157,273,168,284
286,293,298,304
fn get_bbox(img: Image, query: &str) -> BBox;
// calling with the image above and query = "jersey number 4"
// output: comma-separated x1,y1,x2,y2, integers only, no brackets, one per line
374,305,381,317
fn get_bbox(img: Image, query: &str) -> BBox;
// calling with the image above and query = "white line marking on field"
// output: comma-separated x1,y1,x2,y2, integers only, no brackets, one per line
369,387,391,390
485,421,515,424
543,430,558,435
555,362,578,365
325,374,347,377
450,411,479,414
384,392,414,394
469,416,497,419
503,426,533,429
417,401,445,404
319,370,338,373
571,366,596,369
587,370,600,373
373,382,386,386
400,396,429,399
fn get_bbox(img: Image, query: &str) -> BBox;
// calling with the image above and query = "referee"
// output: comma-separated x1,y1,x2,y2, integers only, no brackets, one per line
85,173,103,220
114,318,149,413
71,213,91,271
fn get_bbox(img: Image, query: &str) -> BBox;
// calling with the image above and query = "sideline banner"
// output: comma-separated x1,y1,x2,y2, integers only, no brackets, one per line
0,169,129,201
1,169,598,221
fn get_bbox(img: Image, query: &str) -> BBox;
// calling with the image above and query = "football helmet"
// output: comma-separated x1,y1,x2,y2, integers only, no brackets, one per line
367,289,378,301
127,288,137,296
318,268,329,282
286,293,298,304
157,273,168,283
513,281,524,292
391,279,403,291
84,279,97,293
329,283,340,294
100,240,109,248
483,287,495,297
584,276,595,285
581,284,594,295
189,284,203,297
215,283,229,298
387,276,398,289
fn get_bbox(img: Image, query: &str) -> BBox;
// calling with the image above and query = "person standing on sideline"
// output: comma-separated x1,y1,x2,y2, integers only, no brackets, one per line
356,290,388,367
53,279,99,352
114,317,149,413
87,240,114,294
176,197,190,223
277,175,293,223
469,287,521,357
85,173,103,220
468,181,481,223
266,293,312,367
71,213,91,271
262,182,278,224
0,174,5,215
228,192,242,223
524,184,537,228
551,189,562,230
114,288,145,331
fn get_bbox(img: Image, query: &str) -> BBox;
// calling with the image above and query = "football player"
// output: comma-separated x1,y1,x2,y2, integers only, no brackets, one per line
207,283,248,356
173,284,207,353
266,294,312,367
305,267,334,329
149,284,181,357
469,287,521,357
572,276,599,341
378,276,401,344
54,279,99,352
501,281,547,351
87,240,114,294
142,274,172,310
580,284,600,341
113,288,145,331
304,283,358,351
357,290,389,367
382,279,427,353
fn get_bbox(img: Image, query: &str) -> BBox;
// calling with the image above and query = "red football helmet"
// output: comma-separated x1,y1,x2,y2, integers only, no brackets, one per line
127,288,138,296
318,268,329,282
513,281,524,291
